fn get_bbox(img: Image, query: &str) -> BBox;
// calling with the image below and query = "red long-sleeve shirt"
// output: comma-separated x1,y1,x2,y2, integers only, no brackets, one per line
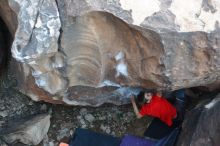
139,95,177,126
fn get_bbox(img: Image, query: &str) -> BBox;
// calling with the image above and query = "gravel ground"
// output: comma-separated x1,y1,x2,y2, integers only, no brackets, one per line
0,73,151,146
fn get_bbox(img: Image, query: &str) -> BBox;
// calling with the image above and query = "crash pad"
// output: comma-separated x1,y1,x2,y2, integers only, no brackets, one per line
120,135,157,146
69,128,121,146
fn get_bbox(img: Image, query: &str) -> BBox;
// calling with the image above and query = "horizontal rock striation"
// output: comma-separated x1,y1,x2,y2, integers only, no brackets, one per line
0,0,219,105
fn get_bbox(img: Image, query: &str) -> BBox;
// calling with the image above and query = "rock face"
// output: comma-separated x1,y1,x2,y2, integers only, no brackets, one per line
0,0,219,105
0,0,17,36
61,12,164,88
1,114,51,145
177,94,220,146
0,16,12,76
0,20,5,74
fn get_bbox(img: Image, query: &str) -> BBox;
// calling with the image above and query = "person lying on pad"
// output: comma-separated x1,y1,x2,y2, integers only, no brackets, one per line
131,90,177,126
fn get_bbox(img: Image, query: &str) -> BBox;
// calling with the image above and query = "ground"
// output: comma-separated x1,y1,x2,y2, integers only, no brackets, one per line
0,72,152,146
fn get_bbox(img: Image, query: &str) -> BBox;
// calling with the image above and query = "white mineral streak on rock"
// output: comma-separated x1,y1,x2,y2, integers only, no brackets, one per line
35,72,67,95
99,80,121,87
115,51,124,61
26,92,40,101
52,52,65,68
35,17,42,28
63,96,90,106
116,62,128,77
120,0,160,25
205,97,220,109
115,51,128,77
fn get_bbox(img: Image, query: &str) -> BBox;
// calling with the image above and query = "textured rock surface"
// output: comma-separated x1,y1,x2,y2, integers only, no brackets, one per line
160,30,220,89
0,0,219,105
61,12,164,88
0,16,12,76
0,0,17,35
177,94,220,146
1,114,51,145
0,21,5,74
7,0,66,97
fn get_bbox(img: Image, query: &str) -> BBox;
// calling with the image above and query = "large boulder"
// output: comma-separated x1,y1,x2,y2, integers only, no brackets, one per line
0,0,219,105
0,114,51,145
177,93,220,146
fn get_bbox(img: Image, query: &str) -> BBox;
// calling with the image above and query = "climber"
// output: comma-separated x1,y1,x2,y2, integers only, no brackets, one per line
130,90,177,126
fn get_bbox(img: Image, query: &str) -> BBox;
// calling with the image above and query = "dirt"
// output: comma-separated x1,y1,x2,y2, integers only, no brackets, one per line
0,72,151,146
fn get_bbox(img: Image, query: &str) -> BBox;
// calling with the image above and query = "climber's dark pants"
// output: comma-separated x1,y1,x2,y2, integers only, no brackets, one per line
174,89,186,121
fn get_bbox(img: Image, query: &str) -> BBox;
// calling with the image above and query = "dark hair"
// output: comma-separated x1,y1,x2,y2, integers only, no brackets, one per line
137,89,156,104
137,91,145,103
